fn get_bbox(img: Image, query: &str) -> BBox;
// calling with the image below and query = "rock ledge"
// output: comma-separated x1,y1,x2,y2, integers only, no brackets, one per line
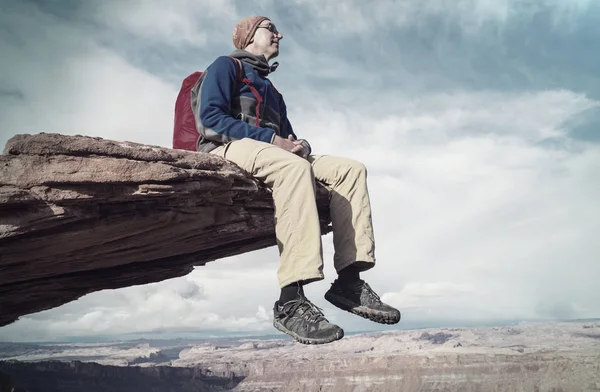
0,133,331,326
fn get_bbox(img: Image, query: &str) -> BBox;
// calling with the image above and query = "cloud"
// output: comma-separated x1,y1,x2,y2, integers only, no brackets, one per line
88,1,213,46
284,88,600,326
290,0,596,34
0,1,183,148
0,274,274,341
274,0,600,99
43,0,239,47
288,89,599,162
382,282,476,306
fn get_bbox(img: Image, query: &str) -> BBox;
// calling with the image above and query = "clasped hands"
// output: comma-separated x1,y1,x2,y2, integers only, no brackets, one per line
272,134,310,159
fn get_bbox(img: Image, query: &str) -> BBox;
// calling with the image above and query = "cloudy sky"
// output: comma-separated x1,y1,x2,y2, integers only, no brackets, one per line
1,0,599,342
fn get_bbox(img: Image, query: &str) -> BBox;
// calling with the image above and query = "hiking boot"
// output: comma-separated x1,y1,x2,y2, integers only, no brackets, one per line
273,298,344,345
325,279,401,324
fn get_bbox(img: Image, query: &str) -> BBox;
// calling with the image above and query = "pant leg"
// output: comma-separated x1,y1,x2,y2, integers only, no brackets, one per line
309,155,376,273
211,139,324,287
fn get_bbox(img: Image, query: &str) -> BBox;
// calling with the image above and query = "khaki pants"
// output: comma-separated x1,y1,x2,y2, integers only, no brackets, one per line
211,138,375,287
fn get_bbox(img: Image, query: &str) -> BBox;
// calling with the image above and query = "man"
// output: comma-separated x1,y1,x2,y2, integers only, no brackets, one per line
198,16,400,344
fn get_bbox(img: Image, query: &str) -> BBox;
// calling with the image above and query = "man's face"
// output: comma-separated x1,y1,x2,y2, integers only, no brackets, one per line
249,19,283,59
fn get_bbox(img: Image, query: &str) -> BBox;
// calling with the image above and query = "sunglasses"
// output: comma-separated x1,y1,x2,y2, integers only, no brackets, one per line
257,23,279,35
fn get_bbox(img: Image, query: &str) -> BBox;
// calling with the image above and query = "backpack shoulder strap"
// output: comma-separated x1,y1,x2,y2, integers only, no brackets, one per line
227,57,263,127
229,57,244,83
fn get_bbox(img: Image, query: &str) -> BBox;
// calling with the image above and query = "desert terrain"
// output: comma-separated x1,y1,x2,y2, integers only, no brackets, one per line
1,321,599,391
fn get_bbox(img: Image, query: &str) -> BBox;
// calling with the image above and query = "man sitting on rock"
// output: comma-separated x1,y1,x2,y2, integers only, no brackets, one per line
197,16,400,344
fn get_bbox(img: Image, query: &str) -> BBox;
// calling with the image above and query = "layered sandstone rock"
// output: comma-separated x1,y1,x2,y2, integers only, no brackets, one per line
0,133,331,326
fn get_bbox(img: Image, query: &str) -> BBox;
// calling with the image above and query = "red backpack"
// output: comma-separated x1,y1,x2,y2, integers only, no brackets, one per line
172,57,263,151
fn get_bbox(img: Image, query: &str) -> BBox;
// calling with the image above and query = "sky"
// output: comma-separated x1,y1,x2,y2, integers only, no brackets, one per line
0,0,599,342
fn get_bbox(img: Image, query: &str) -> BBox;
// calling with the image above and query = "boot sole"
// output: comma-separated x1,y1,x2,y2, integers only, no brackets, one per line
273,320,344,345
324,291,401,325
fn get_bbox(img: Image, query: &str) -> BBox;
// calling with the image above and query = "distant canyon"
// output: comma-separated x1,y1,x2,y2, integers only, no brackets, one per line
1,321,599,391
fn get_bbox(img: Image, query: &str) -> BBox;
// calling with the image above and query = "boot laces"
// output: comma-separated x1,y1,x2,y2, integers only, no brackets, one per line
358,281,381,302
285,299,326,323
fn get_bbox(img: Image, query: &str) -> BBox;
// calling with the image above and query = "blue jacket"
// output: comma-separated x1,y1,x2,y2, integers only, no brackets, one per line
196,50,297,152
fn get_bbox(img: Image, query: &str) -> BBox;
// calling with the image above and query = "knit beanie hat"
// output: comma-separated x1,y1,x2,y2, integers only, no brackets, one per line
232,16,269,49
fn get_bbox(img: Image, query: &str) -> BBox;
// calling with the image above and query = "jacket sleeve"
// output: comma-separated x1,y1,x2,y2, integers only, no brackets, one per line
280,97,312,155
199,56,276,144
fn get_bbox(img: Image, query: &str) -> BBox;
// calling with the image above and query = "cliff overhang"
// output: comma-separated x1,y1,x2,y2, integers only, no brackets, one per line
0,134,331,327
